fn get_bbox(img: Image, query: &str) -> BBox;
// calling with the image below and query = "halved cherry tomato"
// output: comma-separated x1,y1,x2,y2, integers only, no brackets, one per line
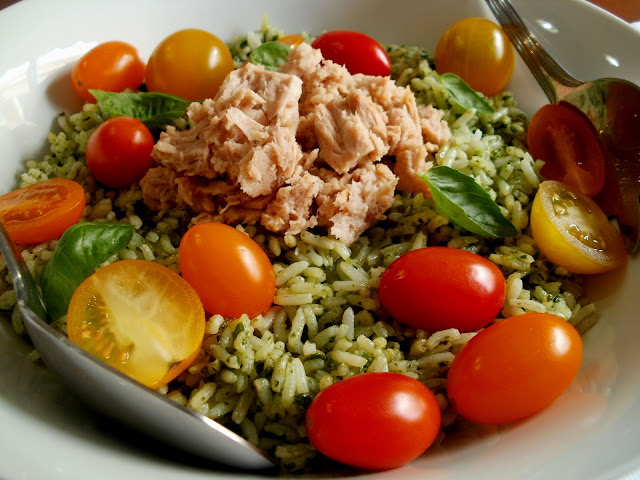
145,29,234,101
530,180,626,274
434,17,514,97
278,34,305,47
178,222,276,319
311,30,391,76
305,372,441,470
447,312,582,425
71,41,145,103
528,103,606,196
86,116,155,189
67,259,205,389
0,179,85,245
378,247,506,333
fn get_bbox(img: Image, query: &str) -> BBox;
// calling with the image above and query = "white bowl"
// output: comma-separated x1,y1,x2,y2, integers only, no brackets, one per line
1,0,639,479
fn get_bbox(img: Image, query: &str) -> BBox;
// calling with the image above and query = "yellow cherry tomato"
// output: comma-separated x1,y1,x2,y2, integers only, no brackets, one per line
67,260,206,389
434,17,515,97
145,29,234,101
530,180,627,274
278,34,305,47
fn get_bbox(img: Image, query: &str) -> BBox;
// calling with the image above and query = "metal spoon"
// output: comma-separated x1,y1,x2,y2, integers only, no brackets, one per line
0,223,274,470
485,0,640,253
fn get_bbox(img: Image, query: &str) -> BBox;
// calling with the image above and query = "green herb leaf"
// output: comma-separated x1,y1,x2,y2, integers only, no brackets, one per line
249,41,291,71
90,90,192,129
39,222,134,321
437,73,495,114
422,166,517,238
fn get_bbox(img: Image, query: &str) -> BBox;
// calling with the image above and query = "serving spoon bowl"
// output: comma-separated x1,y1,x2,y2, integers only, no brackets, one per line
0,223,274,470
485,0,640,253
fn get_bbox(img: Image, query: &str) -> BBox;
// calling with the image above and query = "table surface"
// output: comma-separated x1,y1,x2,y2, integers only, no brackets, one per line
0,0,638,21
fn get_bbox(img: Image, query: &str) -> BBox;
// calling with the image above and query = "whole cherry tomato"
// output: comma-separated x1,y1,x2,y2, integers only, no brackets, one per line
305,372,441,470
434,17,514,97
178,222,276,319
67,260,206,389
378,247,506,332
0,178,85,245
311,30,391,76
530,180,626,274
528,103,606,197
447,312,583,425
145,29,234,101
71,41,145,102
85,116,155,189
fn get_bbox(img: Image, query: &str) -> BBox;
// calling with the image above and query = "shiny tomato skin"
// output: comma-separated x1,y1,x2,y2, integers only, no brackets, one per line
86,116,155,189
530,180,626,274
71,41,145,102
0,179,85,245
447,312,582,425
306,372,441,470
145,29,234,101
435,17,514,96
378,247,506,333
311,30,391,76
528,103,606,197
178,222,276,319
67,260,206,389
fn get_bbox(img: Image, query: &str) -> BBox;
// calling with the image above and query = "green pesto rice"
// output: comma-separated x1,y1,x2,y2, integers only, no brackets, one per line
0,19,597,473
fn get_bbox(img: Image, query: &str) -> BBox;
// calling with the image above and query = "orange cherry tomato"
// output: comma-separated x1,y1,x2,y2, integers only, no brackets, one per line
435,17,514,97
67,259,205,389
71,41,145,102
278,34,305,47
447,312,582,425
528,103,606,196
0,179,86,245
178,222,276,319
86,116,155,189
530,180,626,274
306,372,441,470
145,29,234,101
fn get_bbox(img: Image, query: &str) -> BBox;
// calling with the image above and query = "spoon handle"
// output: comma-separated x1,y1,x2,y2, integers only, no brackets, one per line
484,0,583,103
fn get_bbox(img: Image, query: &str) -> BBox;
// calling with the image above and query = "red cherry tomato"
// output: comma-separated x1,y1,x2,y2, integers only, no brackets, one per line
528,103,606,197
305,372,441,470
378,247,506,333
86,116,155,189
447,312,583,425
71,41,145,102
0,179,85,245
311,30,391,76
178,222,276,319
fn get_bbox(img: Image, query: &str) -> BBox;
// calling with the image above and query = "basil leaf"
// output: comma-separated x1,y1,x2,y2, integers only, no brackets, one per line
437,73,495,114
39,222,134,321
90,90,192,129
422,166,517,238
249,41,291,71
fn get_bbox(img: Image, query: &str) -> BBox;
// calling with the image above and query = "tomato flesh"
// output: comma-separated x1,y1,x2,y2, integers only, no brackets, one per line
305,372,441,470
145,29,234,101
528,103,606,196
178,222,276,319
85,116,155,189
0,179,85,245
378,247,506,333
71,41,145,102
311,30,391,76
530,180,626,274
67,260,205,389
435,17,514,97
447,312,582,425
